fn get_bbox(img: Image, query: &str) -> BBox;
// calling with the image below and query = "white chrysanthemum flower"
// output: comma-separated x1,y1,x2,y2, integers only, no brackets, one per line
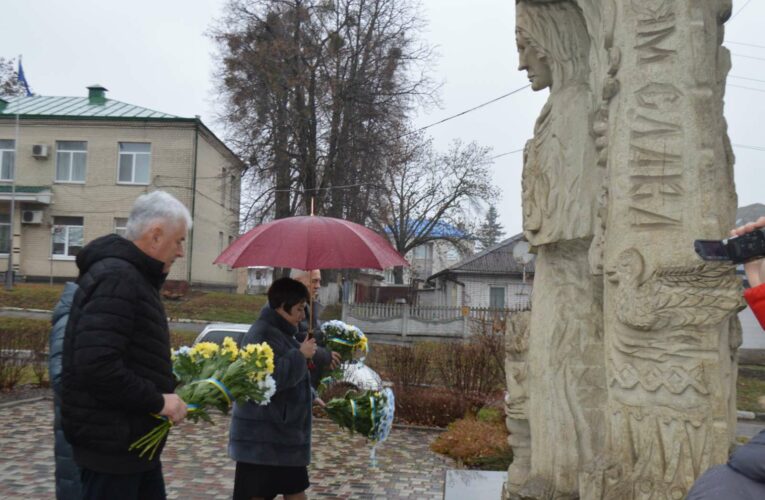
374,388,395,443
257,376,277,405
175,345,192,356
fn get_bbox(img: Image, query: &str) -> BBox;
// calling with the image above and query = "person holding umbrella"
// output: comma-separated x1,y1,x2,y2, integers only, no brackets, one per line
229,277,317,500
291,269,341,391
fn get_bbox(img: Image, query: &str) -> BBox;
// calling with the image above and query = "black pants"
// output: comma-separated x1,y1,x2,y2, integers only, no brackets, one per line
80,464,166,500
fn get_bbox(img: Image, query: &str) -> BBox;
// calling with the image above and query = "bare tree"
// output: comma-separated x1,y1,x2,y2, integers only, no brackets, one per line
210,0,437,226
370,135,499,283
0,57,29,97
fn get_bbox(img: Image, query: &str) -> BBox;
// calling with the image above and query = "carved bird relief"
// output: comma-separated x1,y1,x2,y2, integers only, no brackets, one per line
607,248,744,331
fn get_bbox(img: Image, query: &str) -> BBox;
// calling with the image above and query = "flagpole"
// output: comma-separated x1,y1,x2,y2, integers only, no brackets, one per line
5,110,18,290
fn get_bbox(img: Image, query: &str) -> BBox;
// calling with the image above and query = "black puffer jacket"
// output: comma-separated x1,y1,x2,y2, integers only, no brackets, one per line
61,234,174,474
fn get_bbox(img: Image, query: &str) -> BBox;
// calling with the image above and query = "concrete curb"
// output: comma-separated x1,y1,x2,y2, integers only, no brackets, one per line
1,306,52,314
0,395,51,409
737,410,765,422
0,306,209,326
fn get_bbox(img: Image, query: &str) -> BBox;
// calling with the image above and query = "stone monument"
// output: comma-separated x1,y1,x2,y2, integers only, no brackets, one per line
506,1,744,498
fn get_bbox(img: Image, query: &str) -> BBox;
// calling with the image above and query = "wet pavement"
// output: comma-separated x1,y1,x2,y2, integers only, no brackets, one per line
0,398,449,499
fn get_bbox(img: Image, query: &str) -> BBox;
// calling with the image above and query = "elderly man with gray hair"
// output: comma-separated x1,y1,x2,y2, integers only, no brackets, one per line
291,269,341,391
61,190,190,500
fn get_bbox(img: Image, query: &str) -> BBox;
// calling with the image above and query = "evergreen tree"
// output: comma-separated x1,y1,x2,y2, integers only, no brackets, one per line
477,205,505,250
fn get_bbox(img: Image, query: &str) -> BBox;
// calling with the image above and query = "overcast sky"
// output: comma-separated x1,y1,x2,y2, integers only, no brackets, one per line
2,0,763,236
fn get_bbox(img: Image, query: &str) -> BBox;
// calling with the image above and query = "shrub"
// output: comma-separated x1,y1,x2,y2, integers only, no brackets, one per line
394,385,487,428
432,335,504,395
367,342,435,388
0,331,28,390
430,413,513,470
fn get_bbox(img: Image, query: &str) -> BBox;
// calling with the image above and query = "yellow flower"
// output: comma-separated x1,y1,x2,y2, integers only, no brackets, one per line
192,342,219,359
221,336,239,360
358,335,368,353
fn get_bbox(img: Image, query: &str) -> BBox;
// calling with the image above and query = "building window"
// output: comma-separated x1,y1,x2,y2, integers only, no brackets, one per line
114,217,128,237
229,175,237,208
118,142,151,184
55,141,87,182
489,286,505,309
0,214,9,254
413,244,431,259
52,216,84,258
0,140,15,181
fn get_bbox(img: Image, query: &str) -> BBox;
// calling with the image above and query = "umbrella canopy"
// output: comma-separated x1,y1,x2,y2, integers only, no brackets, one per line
214,215,409,270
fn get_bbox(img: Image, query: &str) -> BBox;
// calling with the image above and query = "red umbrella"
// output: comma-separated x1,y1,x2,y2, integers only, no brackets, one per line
214,215,409,270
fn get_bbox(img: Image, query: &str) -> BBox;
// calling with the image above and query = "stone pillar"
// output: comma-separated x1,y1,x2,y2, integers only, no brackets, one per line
598,1,742,497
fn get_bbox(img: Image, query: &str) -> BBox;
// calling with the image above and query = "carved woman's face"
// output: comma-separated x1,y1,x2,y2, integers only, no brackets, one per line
516,33,552,91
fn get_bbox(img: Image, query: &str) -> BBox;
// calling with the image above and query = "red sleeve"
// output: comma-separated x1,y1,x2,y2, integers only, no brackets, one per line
744,284,765,330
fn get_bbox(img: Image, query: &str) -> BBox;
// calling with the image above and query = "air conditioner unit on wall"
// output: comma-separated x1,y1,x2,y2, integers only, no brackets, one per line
21,210,43,224
31,144,48,158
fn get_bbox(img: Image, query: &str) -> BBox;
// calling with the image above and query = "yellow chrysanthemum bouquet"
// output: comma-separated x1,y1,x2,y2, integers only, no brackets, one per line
129,337,276,459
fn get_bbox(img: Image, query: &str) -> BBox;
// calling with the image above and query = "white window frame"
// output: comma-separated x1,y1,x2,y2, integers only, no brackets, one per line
489,286,506,309
117,142,151,185
51,216,84,260
114,217,128,238
0,214,10,255
0,140,15,182
55,141,88,183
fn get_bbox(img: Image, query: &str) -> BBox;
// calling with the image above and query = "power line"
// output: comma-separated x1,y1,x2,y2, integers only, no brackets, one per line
728,83,765,93
735,143,765,152
408,84,531,137
490,148,524,160
729,75,765,84
730,0,754,21
726,40,765,50
732,52,765,62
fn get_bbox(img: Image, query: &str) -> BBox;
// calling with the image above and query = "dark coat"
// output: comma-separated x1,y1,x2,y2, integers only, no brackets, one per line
686,431,765,499
49,282,82,500
61,234,174,474
295,302,332,389
228,306,312,467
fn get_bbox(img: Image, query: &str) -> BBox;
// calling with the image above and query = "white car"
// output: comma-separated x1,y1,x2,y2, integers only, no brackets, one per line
193,323,250,347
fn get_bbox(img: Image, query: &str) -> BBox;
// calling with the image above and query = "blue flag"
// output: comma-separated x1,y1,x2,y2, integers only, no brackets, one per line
17,58,32,97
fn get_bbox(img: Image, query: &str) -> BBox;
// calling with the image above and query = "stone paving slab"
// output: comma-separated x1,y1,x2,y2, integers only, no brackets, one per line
0,399,449,499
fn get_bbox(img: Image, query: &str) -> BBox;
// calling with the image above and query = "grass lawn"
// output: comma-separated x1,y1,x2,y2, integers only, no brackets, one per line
0,283,267,324
0,283,64,310
737,365,765,413
162,291,266,323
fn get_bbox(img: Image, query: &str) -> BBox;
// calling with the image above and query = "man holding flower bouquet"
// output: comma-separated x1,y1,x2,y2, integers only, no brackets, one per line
291,269,341,391
61,191,190,500
229,277,318,500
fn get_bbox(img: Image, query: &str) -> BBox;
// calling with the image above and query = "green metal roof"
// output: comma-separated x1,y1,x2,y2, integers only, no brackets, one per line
0,95,183,120
0,185,51,193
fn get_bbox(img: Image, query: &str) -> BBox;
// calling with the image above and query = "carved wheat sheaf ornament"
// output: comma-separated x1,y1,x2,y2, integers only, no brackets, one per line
607,248,744,331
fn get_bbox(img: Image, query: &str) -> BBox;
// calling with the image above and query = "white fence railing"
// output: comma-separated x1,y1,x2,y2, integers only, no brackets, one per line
342,302,530,339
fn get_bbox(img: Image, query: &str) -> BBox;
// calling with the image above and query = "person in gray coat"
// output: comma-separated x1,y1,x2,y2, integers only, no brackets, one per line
49,282,82,500
686,432,765,499
228,277,316,500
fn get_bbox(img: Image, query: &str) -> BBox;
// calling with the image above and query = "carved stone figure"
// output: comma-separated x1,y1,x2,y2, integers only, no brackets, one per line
508,0,741,498
509,2,607,498
503,312,531,498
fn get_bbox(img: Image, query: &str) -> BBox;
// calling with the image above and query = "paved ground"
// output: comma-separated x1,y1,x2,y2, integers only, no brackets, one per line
0,398,449,499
